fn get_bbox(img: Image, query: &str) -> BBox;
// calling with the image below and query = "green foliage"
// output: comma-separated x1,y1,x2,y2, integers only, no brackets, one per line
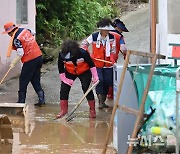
66,1,115,40
44,19,64,47
36,3,47,11
36,0,117,47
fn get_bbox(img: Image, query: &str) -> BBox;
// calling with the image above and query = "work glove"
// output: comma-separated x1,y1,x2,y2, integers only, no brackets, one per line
10,55,21,69
90,67,99,84
110,53,116,65
59,73,74,86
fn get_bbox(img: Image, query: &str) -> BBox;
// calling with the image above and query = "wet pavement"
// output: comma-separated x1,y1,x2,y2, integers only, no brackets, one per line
0,66,117,154
15,103,116,154
0,89,117,154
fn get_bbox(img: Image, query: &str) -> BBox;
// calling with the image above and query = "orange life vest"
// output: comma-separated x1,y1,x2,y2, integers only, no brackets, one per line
61,49,90,75
15,29,42,63
91,32,115,68
64,58,90,75
110,31,121,61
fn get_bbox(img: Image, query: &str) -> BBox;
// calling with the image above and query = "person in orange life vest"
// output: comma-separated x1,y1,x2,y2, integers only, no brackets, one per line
57,40,99,119
2,22,45,106
81,18,116,109
107,18,129,99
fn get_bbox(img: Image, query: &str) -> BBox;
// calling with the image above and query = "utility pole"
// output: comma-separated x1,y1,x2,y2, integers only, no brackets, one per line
150,0,157,62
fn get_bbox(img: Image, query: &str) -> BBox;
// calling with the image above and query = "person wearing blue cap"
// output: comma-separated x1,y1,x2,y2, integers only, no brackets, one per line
113,19,129,57
107,18,129,99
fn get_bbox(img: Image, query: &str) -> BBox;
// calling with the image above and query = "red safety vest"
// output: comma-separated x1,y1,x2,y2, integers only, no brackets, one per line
15,29,42,63
64,58,90,75
110,31,121,61
91,33,115,68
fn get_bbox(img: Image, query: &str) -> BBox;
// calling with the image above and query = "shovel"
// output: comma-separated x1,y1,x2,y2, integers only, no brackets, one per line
65,80,99,122
0,67,12,85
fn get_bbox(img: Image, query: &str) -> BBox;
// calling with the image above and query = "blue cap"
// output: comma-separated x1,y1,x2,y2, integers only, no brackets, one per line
113,19,129,32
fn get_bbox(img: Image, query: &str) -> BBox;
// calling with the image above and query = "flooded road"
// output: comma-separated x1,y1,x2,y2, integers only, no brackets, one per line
4,101,116,154
0,65,117,154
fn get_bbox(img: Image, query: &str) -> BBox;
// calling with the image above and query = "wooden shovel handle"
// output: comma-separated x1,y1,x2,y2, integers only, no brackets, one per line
0,68,11,85
65,80,99,121
93,58,112,64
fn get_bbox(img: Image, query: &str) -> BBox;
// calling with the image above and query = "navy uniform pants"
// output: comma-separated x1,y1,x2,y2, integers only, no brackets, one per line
96,67,113,95
19,56,43,93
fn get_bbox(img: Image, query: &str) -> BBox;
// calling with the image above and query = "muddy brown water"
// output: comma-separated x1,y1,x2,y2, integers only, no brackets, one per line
1,100,117,154
0,68,117,154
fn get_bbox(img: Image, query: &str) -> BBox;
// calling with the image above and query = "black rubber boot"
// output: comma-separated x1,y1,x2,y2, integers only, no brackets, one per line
35,91,45,107
97,94,109,109
101,94,109,108
17,91,26,103
97,94,103,109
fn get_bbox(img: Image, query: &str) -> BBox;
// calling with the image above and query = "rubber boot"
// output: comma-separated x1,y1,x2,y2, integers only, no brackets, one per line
107,86,113,99
97,94,109,109
17,91,26,103
101,94,109,108
97,94,103,109
35,91,45,107
56,100,68,119
88,100,96,118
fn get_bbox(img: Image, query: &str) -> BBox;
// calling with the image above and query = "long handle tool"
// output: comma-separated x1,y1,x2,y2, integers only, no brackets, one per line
0,67,11,85
65,80,99,122
93,58,112,64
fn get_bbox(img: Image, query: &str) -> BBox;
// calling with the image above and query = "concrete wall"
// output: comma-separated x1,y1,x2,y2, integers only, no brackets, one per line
0,0,36,81
156,0,180,64
156,0,168,63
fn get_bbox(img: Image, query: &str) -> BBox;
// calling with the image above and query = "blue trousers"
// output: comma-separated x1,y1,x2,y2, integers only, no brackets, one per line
19,56,43,93
96,67,113,95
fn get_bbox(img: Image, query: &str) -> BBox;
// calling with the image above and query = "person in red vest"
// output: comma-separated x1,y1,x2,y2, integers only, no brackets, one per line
57,40,99,119
2,22,45,106
81,18,116,109
107,18,129,99
112,18,129,59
